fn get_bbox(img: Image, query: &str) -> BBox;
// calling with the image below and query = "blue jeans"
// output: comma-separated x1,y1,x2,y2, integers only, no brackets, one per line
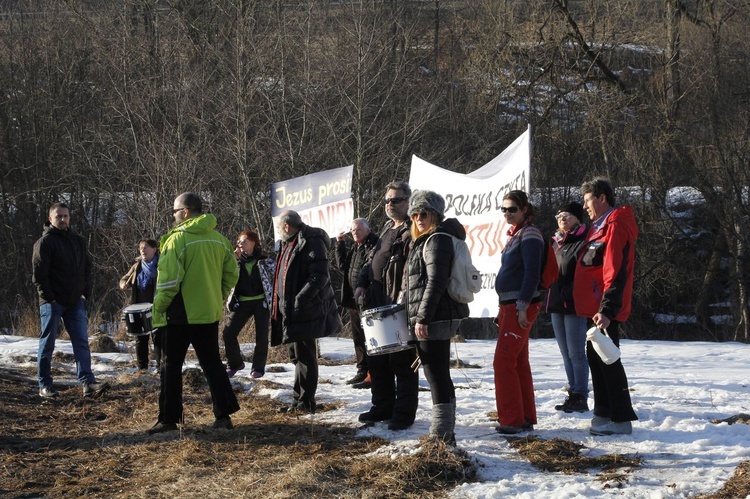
551,313,589,396
38,298,93,388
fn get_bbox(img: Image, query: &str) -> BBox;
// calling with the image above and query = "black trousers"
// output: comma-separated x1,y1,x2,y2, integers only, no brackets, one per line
368,346,419,424
347,307,369,373
416,339,455,405
222,299,270,373
158,322,240,424
287,338,318,408
587,321,637,422
135,328,163,369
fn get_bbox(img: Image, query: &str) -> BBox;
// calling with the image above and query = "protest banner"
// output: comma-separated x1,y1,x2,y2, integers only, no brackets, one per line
408,126,531,317
270,165,354,243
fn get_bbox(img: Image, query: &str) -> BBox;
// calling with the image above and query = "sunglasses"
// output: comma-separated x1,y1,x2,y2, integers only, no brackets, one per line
171,207,185,214
500,206,520,214
556,213,572,220
385,196,408,205
412,212,430,219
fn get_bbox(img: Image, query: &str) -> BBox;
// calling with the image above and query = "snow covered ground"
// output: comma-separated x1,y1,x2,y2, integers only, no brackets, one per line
2,333,749,498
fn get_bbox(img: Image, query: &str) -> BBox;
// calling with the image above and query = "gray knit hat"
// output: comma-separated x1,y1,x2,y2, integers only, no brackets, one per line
408,190,446,220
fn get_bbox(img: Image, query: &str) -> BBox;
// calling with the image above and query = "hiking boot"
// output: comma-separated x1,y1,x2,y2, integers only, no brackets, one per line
346,370,368,385
39,386,58,399
147,421,178,435
212,415,233,429
495,421,534,435
590,420,632,436
387,419,413,431
351,372,372,389
358,406,392,423
82,381,110,399
226,363,245,378
556,393,589,413
591,415,611,427
279,402,316,414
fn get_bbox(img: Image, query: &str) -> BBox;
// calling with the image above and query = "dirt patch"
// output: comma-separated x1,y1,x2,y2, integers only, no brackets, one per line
0,367,475,498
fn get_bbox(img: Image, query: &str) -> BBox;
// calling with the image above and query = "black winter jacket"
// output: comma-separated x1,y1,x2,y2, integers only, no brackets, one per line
271,224,343,346
404,218,469,340
335,232,379,309
32,223,92,306
356,219,411,310
546,224,589,314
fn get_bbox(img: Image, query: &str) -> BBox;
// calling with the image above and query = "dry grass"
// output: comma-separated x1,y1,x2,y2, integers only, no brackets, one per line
506,435,642,475
698,461,750,498
0,364,474,498
505,434,641,491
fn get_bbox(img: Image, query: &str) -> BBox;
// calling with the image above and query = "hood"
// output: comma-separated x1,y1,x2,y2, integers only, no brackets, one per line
42,222,73,237
607,206,639,240
176,213,217,234
436,217,467,240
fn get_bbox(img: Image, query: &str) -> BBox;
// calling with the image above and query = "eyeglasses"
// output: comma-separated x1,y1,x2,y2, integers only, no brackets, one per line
172,207,185,214
412,212,430,219
237,239,249,245
556,213,572,220
500,206,519,214
385,196,408,205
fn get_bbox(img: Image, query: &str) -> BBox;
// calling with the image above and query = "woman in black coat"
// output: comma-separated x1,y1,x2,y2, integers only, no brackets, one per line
404,190,469,445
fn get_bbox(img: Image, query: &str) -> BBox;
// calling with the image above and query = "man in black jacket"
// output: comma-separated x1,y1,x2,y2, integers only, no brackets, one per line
335,218,379,386
272,210,343,413
32,202,109,399
354,181,419,431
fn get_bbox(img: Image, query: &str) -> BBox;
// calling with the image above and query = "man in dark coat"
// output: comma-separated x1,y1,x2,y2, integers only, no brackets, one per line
32,202,109,399
354,181,419,431
272,210,343,414
335,217,379,386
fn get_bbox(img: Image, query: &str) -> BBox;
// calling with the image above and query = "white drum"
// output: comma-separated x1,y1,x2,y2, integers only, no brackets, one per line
121,303,155,336
361,304,415,356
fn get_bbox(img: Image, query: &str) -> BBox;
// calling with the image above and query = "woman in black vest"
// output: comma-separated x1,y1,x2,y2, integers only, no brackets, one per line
223,229,275,378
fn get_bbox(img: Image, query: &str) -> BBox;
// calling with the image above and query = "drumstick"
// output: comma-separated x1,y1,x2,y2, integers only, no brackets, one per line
411,354,421,372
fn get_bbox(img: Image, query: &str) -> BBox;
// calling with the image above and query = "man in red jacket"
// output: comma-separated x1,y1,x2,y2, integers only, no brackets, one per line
574,178,638,436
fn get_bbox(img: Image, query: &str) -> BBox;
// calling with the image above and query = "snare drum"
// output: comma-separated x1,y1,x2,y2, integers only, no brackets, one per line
121,303,155,336
361,304,415,356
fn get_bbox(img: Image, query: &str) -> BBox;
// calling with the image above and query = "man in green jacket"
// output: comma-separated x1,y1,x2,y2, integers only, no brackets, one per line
147,192,240,434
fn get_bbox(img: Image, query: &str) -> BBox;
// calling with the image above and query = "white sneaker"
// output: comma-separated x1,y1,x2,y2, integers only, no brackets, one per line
590,420,632,436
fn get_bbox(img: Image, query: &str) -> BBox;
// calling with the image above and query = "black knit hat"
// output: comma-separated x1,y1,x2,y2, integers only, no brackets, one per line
557,201,584,222
408,190,446,220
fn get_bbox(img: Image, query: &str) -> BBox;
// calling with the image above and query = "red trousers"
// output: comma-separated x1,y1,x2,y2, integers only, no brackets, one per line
493,302,541,426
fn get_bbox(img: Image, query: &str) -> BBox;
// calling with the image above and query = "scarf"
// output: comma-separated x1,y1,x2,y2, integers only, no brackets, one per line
137,255,158,293
272,235,298,320
506,217,532,238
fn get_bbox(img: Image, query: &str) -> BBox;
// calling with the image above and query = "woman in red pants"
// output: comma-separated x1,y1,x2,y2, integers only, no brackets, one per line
493,190,545,434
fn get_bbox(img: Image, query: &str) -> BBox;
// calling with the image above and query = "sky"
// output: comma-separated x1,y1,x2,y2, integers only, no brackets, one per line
2,333,749,498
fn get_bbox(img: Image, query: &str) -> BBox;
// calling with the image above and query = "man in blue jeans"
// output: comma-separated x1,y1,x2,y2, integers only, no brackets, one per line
32,202,109,399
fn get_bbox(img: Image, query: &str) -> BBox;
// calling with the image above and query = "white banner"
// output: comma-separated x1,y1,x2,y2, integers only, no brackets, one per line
270,165,354,242
408,126,531,317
